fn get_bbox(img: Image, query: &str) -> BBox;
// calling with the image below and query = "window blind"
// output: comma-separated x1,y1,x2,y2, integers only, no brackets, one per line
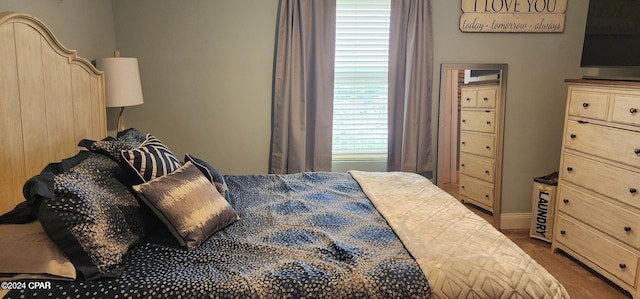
332,0,391,160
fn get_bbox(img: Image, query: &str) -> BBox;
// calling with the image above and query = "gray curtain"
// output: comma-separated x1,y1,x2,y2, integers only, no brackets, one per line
387,0,433,174
269,0,337,174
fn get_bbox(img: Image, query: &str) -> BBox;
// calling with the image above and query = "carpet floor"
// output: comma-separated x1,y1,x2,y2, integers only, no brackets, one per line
503,229,630,298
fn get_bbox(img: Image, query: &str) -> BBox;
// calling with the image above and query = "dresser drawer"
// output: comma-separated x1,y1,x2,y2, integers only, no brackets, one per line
613,94,640,126
460,86,497,108
477,88,497,108
459,174,493,210
460,132,495,158
561,153,640,208
564,120,640,168
461,89,477,108
460,153,494,183
568,90,609,120
555,215,638,286
558,185,640,249
461,110,496,133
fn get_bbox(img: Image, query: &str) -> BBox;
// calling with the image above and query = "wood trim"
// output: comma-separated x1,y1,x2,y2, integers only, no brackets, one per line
437,68,459,185
500,213,531,230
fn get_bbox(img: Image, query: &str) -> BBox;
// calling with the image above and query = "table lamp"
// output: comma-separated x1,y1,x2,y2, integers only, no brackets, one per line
96,52,144,132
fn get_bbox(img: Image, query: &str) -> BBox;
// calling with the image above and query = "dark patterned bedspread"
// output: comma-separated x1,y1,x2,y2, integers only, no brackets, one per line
6,172,430,299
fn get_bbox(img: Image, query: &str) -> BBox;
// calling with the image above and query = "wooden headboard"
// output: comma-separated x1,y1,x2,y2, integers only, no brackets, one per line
0,12,107,214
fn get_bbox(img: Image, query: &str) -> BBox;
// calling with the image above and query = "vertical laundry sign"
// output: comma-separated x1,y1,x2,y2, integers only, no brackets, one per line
460,0,567,32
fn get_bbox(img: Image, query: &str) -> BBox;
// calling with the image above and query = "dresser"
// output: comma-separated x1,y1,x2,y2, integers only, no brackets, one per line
458,83,501,213
552,79,640,298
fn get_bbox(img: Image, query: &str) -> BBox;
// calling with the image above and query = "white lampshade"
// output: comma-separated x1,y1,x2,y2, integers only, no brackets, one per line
96,57,144,107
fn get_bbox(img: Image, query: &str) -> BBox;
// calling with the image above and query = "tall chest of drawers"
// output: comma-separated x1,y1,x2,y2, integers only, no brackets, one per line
458,83,501,213
552,80,640,298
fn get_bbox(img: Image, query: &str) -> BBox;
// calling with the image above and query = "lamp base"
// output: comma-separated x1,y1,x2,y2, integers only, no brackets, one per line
117,107,126,132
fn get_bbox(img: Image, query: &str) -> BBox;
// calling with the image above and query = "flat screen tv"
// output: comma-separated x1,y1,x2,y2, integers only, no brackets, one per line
580,0,640,68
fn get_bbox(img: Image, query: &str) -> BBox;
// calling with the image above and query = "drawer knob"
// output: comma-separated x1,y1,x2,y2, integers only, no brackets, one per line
485,194,489,198
631,108,638,114
466,98,471,102
462,119,467,123
567,167,573,172
563,198,569,204
630,188,637,194
485,170,490,174
461,185,465,189
570,134,576,139
625,226,632,232
620,264,627,270
461,163,465,167
483,97,489,102
486,146,491,150
582,102,589,108
486,121,491,125
635,149,640,155
560,230,566,235
461,141,466,145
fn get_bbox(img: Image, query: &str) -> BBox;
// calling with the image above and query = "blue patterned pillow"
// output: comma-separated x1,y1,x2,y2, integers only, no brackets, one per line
121,134,181,183
24,152,145,280
115,128,148,147
184,153,230,201
78,128,148,187
78,128,147,164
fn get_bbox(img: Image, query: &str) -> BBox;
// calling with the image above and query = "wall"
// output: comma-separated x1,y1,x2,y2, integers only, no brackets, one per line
111,0,279,175
1,0,591,214
431,1,589,213
0,0,116,63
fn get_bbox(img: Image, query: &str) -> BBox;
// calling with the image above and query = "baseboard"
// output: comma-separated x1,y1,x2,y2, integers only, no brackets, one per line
500,212,531,230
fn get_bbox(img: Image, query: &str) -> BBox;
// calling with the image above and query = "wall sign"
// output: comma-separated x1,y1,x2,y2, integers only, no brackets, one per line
460,0,567,33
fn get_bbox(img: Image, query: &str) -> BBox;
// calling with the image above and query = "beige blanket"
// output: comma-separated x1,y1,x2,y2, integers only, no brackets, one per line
350,171,569,299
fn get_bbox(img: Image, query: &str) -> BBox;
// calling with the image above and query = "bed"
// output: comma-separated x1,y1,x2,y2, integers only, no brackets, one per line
0,12,569,299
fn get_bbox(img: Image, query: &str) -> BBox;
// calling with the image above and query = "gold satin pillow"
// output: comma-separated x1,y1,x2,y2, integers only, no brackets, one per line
133,162,239,250
0,221,76,281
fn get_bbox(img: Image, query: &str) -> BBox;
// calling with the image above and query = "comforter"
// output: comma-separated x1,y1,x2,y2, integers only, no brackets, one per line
4,171,569,299
350,170,569,299
4,172,430,299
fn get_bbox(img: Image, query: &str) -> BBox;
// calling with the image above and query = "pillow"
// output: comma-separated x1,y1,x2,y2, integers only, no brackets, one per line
121,134,181,183
184,153,230,201
25,152,150,280
115,128,148,147
78,128,148,186
0,221,76,282
133,162,239,250
78,127,147,164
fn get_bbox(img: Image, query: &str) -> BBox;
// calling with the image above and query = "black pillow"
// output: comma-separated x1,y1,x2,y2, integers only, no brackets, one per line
24,152,151,280
184,153,230,201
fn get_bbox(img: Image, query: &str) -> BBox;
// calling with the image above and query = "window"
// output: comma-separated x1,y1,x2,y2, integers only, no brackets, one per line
332,0,391,161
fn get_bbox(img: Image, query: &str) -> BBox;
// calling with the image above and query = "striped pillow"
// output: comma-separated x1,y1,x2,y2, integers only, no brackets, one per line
121,134,181,182
132,162,239,249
